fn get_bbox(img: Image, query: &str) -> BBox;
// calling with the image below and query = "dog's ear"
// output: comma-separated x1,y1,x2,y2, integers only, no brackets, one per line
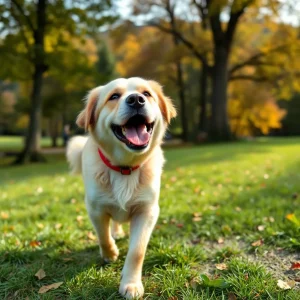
76,87,101,131
148,80,177,124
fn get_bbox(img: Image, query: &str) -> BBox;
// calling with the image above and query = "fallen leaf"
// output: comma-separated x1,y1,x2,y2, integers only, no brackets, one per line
287,280,296,288
235,207,241,212
291,262,300,270
176,223,184,228
38,282,63,294
292,193,298,199
257,225,265,231
1,212,9,219
228,292,237,300
36,187,43,194
71,198,76,204
37,223,44,229
35,269,46,280
30,240,41,248
76,215,83,223
244,273,249,280
277,279,292,290
55,223,62,229
251,239,263,247
191,239,200,244
87,231,97,240
192,216,202,222
193,212,202,217
170,176,177,182
217,237,224,244
194,187,201,194
215,263,227,270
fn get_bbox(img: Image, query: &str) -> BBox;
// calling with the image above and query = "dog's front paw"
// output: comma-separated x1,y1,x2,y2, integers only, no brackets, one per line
119,281,144,299
100,241,119,263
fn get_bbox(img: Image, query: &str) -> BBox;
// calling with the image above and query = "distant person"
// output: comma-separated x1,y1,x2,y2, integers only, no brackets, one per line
63,124,70,147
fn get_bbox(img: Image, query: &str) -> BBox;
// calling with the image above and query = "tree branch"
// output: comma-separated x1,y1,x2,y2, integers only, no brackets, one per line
226,0,254,50
11,0,35,33
152,22,209,67
229,43,292,74
229,74,270,82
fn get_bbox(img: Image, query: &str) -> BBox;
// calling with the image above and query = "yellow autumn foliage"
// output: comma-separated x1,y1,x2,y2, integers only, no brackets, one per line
228,81,286,137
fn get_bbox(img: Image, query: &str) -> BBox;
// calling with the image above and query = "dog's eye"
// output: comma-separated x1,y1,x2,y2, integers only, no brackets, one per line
109,93,120,100
143,91,151,97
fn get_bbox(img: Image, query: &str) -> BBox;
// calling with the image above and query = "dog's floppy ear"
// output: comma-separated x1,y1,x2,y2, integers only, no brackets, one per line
76,87,101,131
148,80,177,124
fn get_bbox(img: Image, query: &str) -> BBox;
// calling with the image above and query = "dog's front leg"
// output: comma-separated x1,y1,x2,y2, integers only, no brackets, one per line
119,205,159,299
88,212,119,263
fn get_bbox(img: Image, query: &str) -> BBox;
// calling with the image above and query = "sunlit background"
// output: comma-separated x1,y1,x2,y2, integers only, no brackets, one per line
0,0,300,163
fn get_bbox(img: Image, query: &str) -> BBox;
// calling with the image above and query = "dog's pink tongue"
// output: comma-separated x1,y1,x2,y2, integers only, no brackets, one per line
125,125,150,146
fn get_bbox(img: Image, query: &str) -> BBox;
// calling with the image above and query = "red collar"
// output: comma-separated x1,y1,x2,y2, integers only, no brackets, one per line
98,148,139,175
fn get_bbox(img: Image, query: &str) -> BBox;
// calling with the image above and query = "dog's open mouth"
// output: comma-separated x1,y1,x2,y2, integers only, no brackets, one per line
111,115,154,150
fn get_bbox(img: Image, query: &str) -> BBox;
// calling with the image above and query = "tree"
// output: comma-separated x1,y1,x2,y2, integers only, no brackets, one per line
0,0,115,163
134,0,300,141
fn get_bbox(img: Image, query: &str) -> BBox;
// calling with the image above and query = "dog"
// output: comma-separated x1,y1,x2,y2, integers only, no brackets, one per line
66,77,176,299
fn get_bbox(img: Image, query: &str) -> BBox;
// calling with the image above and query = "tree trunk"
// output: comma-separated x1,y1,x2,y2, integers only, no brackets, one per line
209,47,232,141
14,0,47,164
49,117,59,148
199,63,208,132
14,67,46,163
175,61,189,142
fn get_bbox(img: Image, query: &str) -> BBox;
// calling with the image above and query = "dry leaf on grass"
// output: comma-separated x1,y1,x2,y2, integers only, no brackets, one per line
228,292,237,300
257,225,265,231
87,231,97,240
291,262,300,270
192,216,202,222
217,237,224,244
1,212,9,219
76,215,83,223
38,282,63,294
30,240,41,248
251,239,263,247
277,279,295,290
35,269,46,280
215,263,228,270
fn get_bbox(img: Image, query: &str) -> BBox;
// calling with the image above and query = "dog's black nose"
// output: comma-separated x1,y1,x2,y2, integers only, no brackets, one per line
125,94,145,109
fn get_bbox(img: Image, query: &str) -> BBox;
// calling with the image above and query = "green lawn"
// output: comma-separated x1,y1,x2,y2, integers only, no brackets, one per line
0,137,300,299
0,136,63,151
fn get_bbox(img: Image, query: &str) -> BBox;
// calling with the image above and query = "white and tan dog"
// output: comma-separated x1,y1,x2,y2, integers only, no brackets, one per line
66,77,176,299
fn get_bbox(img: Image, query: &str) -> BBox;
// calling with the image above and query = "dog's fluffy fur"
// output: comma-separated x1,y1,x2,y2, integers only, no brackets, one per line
67,77,176,299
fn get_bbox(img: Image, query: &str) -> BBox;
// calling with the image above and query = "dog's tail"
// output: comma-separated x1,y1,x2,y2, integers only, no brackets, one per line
66,136,88,174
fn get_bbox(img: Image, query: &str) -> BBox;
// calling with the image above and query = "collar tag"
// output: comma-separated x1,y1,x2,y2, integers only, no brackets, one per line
120,167,132,175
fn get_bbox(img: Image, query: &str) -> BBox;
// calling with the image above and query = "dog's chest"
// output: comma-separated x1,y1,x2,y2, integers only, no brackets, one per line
94,168,141,209
110,171,140,208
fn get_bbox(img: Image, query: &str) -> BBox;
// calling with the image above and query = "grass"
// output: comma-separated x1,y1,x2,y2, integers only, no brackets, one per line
0,136,63,151
0,137,300,299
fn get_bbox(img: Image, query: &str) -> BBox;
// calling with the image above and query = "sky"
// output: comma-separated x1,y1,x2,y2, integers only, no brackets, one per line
115,0,300,26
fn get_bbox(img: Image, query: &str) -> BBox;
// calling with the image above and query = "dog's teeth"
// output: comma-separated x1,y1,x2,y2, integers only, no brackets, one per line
122,127,126,135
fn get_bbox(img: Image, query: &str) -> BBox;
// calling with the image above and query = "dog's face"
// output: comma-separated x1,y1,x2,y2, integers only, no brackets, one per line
76,77,176,164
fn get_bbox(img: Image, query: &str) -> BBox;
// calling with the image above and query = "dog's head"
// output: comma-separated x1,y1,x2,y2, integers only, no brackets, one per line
76,77,176,164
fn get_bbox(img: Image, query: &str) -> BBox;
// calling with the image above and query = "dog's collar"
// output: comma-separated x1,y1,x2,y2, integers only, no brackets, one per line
98,148,139,175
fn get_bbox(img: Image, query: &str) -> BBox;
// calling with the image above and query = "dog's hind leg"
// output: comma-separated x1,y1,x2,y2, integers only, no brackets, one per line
111,221,125,240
